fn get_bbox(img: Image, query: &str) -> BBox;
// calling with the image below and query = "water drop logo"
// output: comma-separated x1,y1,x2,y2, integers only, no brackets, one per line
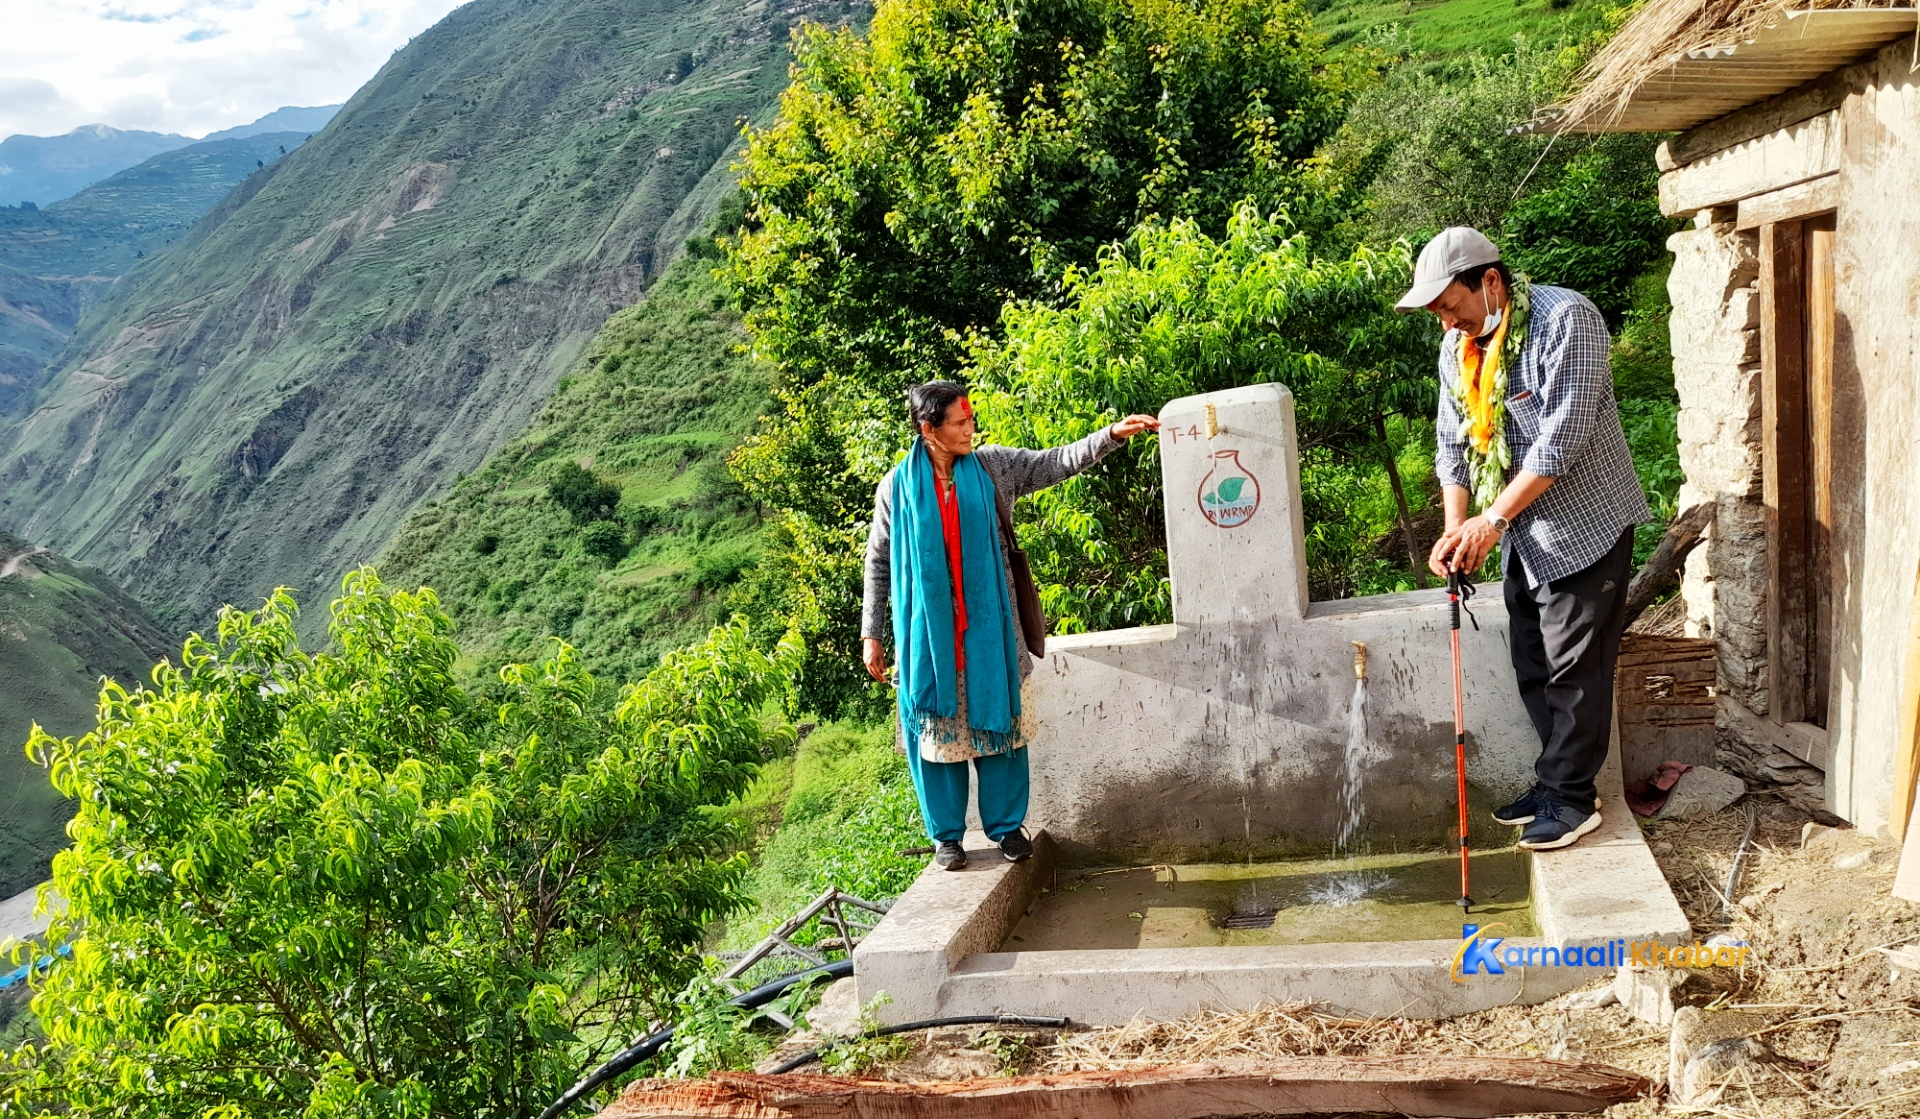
1198,449,1261,529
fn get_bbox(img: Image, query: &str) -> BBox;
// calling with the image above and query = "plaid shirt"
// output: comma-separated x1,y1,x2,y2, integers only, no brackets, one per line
1435,284,1652,587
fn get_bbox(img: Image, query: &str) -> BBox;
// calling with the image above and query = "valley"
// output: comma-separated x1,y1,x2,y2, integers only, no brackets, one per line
0,124,332,408
0,533,172,898
0,0,855,645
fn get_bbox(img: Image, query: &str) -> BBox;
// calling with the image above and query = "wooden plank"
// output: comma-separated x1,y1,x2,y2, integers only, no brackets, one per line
1720,695,1832,770
603,1058,1654,1119
1761,221,1810,725
1660,112,1840,217
1891,555,1920,844
1736,175,1840,230
1804,216,1837,728
1618,634,1719,785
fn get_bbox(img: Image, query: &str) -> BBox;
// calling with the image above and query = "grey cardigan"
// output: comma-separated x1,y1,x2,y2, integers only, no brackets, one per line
861,428,1123,672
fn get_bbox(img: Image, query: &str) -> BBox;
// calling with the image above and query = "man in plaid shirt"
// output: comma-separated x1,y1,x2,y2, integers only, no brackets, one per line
1398,228,1652,851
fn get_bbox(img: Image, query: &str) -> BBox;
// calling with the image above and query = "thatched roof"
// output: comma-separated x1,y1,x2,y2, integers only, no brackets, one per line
1552,1,1918,134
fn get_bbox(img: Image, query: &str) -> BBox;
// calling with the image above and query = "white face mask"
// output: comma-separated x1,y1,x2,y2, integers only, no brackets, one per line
1477,285,1502,340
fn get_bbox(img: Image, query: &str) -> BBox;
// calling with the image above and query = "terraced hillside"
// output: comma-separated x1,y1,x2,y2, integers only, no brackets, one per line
0,132,317,407
381,223,766,687
0,533,172,898
0,126,192,209
0,0,852,640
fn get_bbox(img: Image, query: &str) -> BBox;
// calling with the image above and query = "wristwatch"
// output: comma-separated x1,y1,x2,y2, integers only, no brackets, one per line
1486,511,1511,533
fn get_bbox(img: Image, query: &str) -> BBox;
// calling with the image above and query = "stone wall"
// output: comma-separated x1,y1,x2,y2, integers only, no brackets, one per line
1666,219,1766,714
1651,38,1920,828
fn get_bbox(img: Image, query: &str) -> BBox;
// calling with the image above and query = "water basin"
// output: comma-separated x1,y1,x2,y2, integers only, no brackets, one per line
1003,848,1534,951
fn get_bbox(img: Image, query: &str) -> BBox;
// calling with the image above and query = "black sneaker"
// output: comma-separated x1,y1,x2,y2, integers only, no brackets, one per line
998,830,1033,863
1492,784,1548,826
1518,798,1603,851
934,841,968,870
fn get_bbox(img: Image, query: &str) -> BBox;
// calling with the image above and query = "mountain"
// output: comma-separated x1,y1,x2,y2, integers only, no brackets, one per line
0,126,190,208
0,533,173,898
0,133,313,407
199,105,341,144
381,219,765,686
0,107,340,210
0,0,849,640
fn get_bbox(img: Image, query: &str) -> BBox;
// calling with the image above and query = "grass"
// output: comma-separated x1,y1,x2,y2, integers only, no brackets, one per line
1313,0,1614,58
379,226,773,687
0,533,173,898
718,722,926,951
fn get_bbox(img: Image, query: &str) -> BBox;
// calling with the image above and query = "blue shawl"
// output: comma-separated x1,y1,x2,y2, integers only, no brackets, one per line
890,441,1022,754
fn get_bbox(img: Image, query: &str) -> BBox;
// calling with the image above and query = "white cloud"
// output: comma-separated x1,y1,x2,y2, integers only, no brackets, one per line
0,0,470,141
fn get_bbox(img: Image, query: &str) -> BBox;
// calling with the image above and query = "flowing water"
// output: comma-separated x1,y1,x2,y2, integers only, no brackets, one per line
1305,675,1392,907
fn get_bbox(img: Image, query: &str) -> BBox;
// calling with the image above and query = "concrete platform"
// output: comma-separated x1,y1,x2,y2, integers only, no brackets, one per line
854,757,1689,1025
852,385,1691,1025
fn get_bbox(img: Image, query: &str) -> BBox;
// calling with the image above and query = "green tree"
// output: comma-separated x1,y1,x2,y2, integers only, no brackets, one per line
580,519,629,563
549,461,622,525
1502,149,1673,323
725,0,1360,714
1325,34,1670,322
3,571,799,1117
968,204,1434,627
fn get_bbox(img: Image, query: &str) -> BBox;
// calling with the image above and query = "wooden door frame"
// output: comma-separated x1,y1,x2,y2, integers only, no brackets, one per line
1761,219,1812,725
1758,211,1838,730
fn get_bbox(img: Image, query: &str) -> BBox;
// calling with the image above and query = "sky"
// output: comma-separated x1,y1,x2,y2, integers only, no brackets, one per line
0,0,471,143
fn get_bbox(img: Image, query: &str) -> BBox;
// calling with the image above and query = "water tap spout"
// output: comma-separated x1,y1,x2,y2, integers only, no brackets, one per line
1351,640,1368,680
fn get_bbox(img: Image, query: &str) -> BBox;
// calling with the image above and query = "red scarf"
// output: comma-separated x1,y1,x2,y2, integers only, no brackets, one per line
933,470,968,672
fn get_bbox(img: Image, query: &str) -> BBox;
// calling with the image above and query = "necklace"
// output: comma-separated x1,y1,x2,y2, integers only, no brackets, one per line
1449,276,1532,509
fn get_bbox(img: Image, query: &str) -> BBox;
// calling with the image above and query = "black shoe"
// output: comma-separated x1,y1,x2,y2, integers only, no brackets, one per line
998,830,1033,863
1492,784,1548,826
934,841,968,870
1518,798,1603,851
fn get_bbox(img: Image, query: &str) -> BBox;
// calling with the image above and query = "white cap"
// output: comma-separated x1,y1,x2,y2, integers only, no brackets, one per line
1395,226,1502,312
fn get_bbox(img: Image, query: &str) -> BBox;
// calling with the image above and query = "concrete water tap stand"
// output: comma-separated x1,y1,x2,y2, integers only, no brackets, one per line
855,384,1688,1024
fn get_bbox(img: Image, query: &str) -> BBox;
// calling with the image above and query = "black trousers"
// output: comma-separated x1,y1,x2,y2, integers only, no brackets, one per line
1504,526,1635,807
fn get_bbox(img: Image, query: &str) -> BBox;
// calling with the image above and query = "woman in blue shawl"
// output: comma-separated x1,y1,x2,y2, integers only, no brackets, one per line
860,382,1159,870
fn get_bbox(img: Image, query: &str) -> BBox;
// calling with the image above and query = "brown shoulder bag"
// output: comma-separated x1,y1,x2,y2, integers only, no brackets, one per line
995,497,1047,657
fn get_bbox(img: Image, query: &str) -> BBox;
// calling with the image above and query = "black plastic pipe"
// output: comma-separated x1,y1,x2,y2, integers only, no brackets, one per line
767,1013,1072,1074
537,958,853,1119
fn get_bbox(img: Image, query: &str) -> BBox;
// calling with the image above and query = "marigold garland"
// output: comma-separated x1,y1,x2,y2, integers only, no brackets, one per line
1449,276,1531,509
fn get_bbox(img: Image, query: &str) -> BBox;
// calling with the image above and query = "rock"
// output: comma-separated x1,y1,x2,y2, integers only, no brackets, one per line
1835,848,1874,871
1614,966,1689,1028
1669,1007,1771,1106
1652,841,1675,858
1875,945,1920,980
1561,985,1620,1011
1660,765,1747,819
805,977,863,1038
1881,1059,1920,1081
1803,822,1847,849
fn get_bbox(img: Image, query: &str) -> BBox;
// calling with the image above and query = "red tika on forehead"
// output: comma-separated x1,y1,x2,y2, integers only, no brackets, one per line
956,396,974,420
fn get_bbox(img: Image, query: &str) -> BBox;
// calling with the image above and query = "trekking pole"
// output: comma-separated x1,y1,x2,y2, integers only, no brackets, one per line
1447,568,1477,913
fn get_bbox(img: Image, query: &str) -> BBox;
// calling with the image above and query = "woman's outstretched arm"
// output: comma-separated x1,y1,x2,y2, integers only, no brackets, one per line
976,415,1159,499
